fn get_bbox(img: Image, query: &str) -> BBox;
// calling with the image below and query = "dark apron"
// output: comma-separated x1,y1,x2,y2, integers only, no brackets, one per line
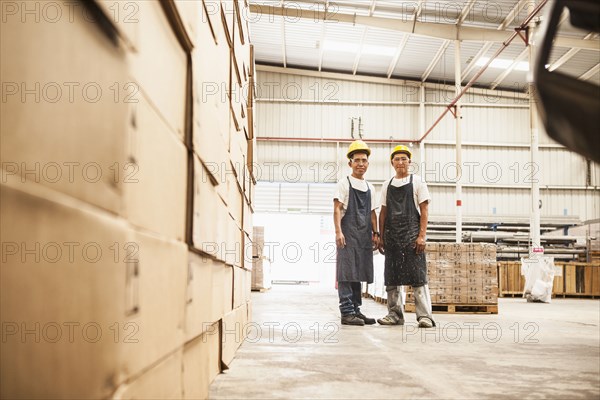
384,175,427,286
336,177,374,283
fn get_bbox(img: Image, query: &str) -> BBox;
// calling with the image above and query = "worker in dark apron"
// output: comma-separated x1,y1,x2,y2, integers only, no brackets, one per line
334,140,379,326
377,145,435,328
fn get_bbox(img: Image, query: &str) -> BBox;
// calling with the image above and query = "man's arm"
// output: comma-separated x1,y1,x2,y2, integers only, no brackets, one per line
378,205,387,254
333,199,346,248
415,200,429,254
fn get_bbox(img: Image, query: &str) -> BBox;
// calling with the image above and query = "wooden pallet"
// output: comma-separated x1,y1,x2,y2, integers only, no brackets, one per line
551,293,600,299
499,292,524,298
405,302,498,314
501,292,600,299
498,261,600,298
365,294,388,305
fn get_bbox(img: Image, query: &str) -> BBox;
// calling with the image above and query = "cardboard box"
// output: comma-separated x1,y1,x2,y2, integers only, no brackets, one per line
0,180,186,399
452,266,468,279
468,294,482,304
243,231,253,270
113,349,183,400
1,181,128,399
482,244,497,261
436,294,451,303
92,1,138,49
242,198,254,238
247,106,255,140
225,214,243,268
122,229,187,377
1,2,129,215
192,154,230,255
3,2,188,239
221,304,248,368
253,226,264,254
249,44,256,78
220,0,236,49
129,1,187,140
482,294,497,304
452,285,468,295
234,266,251,308
125,94,187,240
182,323,221,400
185,253,234,340
452,294,469,304
192,48,230,184
468,286,482,295
173,0,204,46
234,0,249,46
252,257,272,290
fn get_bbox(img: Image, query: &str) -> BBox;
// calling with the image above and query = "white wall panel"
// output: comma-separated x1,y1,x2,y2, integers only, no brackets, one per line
256,182,600,222
541,189,600,221
424,105,455,141
592,161,600,187
255,142,338,183
462,107,529,144
539,149,588,187
257,71,420,102
254,71,600,221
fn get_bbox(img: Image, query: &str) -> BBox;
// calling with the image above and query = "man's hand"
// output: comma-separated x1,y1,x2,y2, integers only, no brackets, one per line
378,234,385,255
336,232,346,248
372,234,379,251
414,235,426,254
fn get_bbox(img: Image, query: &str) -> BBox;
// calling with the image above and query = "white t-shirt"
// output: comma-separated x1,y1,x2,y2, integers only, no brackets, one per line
333,175,377,217
380,174,431,215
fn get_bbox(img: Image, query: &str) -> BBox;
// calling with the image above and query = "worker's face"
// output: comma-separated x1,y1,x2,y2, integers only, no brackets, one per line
349,153,369,177
391,153,411,174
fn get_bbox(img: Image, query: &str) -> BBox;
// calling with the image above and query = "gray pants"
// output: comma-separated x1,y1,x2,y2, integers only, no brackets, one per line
387,284,434,322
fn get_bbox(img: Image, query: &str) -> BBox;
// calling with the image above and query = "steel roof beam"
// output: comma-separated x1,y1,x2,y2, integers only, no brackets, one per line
248,4,599,50
386,34,410,78
421,40,451,82
385,0,422,79
548,33,596,72
490,48,529,90
317,0,329,71
580,63,600,81
353,0,377,75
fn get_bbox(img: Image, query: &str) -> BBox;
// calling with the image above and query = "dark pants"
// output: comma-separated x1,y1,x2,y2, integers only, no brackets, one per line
338,281,362,316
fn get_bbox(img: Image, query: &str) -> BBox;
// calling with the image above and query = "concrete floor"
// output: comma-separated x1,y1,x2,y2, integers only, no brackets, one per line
210,285,600,399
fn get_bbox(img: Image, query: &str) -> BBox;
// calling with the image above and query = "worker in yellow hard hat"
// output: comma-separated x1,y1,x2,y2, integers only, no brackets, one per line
333,140,379,326
377,144,435,328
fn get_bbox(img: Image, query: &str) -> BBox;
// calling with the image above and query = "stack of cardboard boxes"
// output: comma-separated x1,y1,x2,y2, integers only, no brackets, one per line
1,1,255,398
407,243,499,305
251,226,272,290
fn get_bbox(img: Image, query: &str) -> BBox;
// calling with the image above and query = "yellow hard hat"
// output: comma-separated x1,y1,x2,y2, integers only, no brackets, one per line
390,144,412,160
347,140,371,159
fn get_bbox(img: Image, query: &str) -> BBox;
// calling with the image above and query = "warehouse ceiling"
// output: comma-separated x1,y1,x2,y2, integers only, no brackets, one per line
248,0,600,91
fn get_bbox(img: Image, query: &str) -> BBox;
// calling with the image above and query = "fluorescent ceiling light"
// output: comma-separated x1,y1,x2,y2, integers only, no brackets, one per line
322,41,395,57
476,57,530,72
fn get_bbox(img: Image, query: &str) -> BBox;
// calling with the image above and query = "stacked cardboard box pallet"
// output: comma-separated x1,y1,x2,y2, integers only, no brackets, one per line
1,1,255,398
406,243,499,312
251,227,272,290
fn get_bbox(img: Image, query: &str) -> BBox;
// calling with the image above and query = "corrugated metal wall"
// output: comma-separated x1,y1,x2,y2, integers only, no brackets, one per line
254,70,600,222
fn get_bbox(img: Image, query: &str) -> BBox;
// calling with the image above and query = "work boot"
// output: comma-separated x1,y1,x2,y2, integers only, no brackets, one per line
418,317,434,328
341,314,365,326
377,313,404,325
355,312,376,325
